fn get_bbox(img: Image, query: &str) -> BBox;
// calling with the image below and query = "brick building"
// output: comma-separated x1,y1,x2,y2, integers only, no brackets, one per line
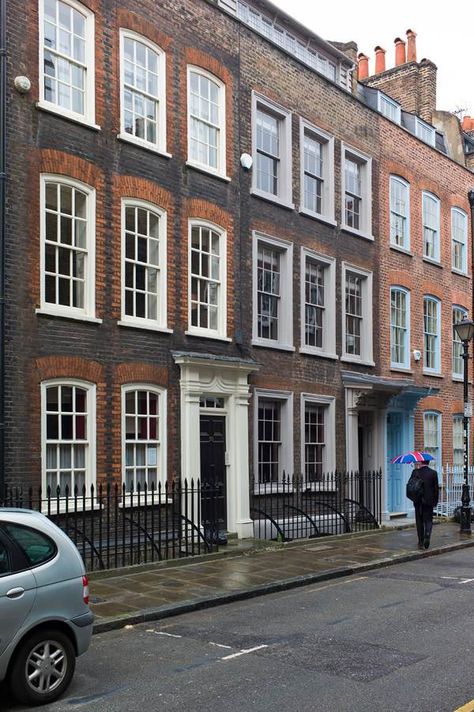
3,0,473,535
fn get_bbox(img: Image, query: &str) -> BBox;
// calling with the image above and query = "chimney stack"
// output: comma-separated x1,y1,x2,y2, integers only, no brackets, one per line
462,115,474,133
357,53,369,80
394,37,406,66
374,46,386,74
406,29,417,62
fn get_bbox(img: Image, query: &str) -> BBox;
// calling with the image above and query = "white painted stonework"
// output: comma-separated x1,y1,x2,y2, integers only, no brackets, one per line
173,353,259,538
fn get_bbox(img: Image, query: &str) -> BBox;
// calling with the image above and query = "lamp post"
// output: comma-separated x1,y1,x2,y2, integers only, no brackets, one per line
453,319,474,534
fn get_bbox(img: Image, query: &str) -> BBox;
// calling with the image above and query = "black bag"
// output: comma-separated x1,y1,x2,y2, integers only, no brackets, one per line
406,472,424,503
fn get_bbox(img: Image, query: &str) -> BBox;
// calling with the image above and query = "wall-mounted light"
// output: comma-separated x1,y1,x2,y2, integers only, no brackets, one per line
14,76,31,94
240,153,253,170
412,349,421,362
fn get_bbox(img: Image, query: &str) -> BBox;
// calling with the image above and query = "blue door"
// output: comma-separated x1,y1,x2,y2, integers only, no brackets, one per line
387,412,405,512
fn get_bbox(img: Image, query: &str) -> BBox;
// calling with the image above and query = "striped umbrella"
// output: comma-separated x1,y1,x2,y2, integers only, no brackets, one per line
391,451,434,464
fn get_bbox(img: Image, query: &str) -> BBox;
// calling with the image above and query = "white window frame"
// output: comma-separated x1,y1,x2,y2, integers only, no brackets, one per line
452,207,468,274
415,117,436,147
341,143,373,240
41,378,96,496
378,93,401,124
452,305,468,381
299,119,335,225
422,191,441,263
254,388,293,492
38,174,98,322
38,0,96,127
186,65,227,178
186,219,228,341
341,262,374,366
423,411,442,468
119,198,169,333
390,286,410,369
389,176,410,251
252,232,294,351
121,384,167,492
300,393,335,488
251,92,293,208
453,414,464,470
300,248,336,359
423,295,441,374
118,29,168,156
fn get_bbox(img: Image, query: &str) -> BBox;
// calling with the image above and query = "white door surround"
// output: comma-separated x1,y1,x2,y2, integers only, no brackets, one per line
173,352,259,539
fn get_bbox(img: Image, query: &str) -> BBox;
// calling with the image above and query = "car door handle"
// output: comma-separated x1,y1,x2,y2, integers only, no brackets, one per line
6,587,25,599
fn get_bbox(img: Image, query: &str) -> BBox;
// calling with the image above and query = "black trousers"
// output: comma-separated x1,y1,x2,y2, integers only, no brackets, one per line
415,503,434,543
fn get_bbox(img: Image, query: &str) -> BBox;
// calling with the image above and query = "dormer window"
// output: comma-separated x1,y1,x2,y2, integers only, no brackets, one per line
378,93,401,124
415,118,435,146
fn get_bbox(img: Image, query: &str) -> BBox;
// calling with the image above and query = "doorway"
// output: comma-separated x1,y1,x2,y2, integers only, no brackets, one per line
200,414,227,538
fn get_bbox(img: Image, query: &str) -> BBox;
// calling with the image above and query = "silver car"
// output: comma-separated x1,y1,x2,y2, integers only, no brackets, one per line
0,509,93,706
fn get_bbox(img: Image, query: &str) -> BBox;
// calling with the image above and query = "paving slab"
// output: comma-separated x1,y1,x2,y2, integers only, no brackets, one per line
89,522,474,634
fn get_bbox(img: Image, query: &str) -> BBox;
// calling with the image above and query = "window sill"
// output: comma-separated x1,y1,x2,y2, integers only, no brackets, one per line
118,320,173,334
118,494,172,508
422,370,444,378
452,375,464,382
186,161,230,183
451,268,470,279
36,308,102,324
341,226,374,242
423,257,442,268
298,208,337,227
251,189,294,211
252,338,295,352
185,329,231,342
40,500,102,515
390,244,412,257
117,133,172,158
299,347,338,360
390,366,413,374
36,101,101,131
340,356,375,367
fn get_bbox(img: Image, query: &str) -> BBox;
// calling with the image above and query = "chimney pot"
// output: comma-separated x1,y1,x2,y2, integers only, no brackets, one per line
406,29,417,62
462,115,474,132
357,52,369,80
374,45,386,74
394,37,406,66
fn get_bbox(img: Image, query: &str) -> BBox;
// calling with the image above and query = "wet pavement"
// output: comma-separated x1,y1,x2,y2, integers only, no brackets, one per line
89,522,474,633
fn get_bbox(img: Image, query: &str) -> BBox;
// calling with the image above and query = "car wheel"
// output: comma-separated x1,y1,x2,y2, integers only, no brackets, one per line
9,628,76,706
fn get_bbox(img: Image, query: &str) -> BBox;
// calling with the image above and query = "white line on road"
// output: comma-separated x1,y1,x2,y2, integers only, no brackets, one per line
209,642,233,649
153,631,183,638
459,578,474,584
221,645,268,661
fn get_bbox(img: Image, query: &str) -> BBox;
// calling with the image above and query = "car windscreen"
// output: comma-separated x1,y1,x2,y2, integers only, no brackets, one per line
2,523,57,567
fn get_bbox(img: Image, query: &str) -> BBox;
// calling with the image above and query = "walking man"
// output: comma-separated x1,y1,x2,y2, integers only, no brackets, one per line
413,459,439,549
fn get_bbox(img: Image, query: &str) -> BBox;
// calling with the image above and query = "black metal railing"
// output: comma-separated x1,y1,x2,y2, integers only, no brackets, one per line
250,470,382,541
0,479,223,572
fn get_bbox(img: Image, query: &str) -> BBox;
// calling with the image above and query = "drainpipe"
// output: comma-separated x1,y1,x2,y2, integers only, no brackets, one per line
469,190,474,322
0,0,6,494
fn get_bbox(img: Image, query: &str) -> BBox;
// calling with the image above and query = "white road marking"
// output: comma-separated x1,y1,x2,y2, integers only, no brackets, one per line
221,645,268,661
209,642,233,649
153,631,182,638
459,578,474,584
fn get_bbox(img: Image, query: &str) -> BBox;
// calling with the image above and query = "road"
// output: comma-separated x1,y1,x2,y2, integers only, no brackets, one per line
4,548,474,712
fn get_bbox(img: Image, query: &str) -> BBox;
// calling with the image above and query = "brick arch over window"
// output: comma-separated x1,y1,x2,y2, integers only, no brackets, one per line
179,48,234,177
111,9,173,138
180,199,234,334
111,363,169,484
28,357,106,487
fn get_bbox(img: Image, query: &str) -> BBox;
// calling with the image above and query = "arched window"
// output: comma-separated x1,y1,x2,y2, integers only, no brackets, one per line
187,66,226,176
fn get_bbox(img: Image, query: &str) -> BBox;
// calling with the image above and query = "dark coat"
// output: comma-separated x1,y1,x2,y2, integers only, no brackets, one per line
414,465,439,507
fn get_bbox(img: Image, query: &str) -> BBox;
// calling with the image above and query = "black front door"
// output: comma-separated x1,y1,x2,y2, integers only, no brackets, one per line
200,414,227,537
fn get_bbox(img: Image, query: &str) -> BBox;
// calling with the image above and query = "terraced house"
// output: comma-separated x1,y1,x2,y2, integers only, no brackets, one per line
2,0,473,539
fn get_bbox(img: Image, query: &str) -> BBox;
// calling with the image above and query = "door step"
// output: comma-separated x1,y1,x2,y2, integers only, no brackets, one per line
389,512,408,519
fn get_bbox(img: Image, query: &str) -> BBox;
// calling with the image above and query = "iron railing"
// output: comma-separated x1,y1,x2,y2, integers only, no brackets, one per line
434,466,474,518
0,480,223,571
250,470,382,541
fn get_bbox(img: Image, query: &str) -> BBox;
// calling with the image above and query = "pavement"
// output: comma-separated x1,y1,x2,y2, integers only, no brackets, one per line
89,520,474,634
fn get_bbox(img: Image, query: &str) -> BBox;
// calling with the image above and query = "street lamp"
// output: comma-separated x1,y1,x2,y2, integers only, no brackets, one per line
453,319,474,534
